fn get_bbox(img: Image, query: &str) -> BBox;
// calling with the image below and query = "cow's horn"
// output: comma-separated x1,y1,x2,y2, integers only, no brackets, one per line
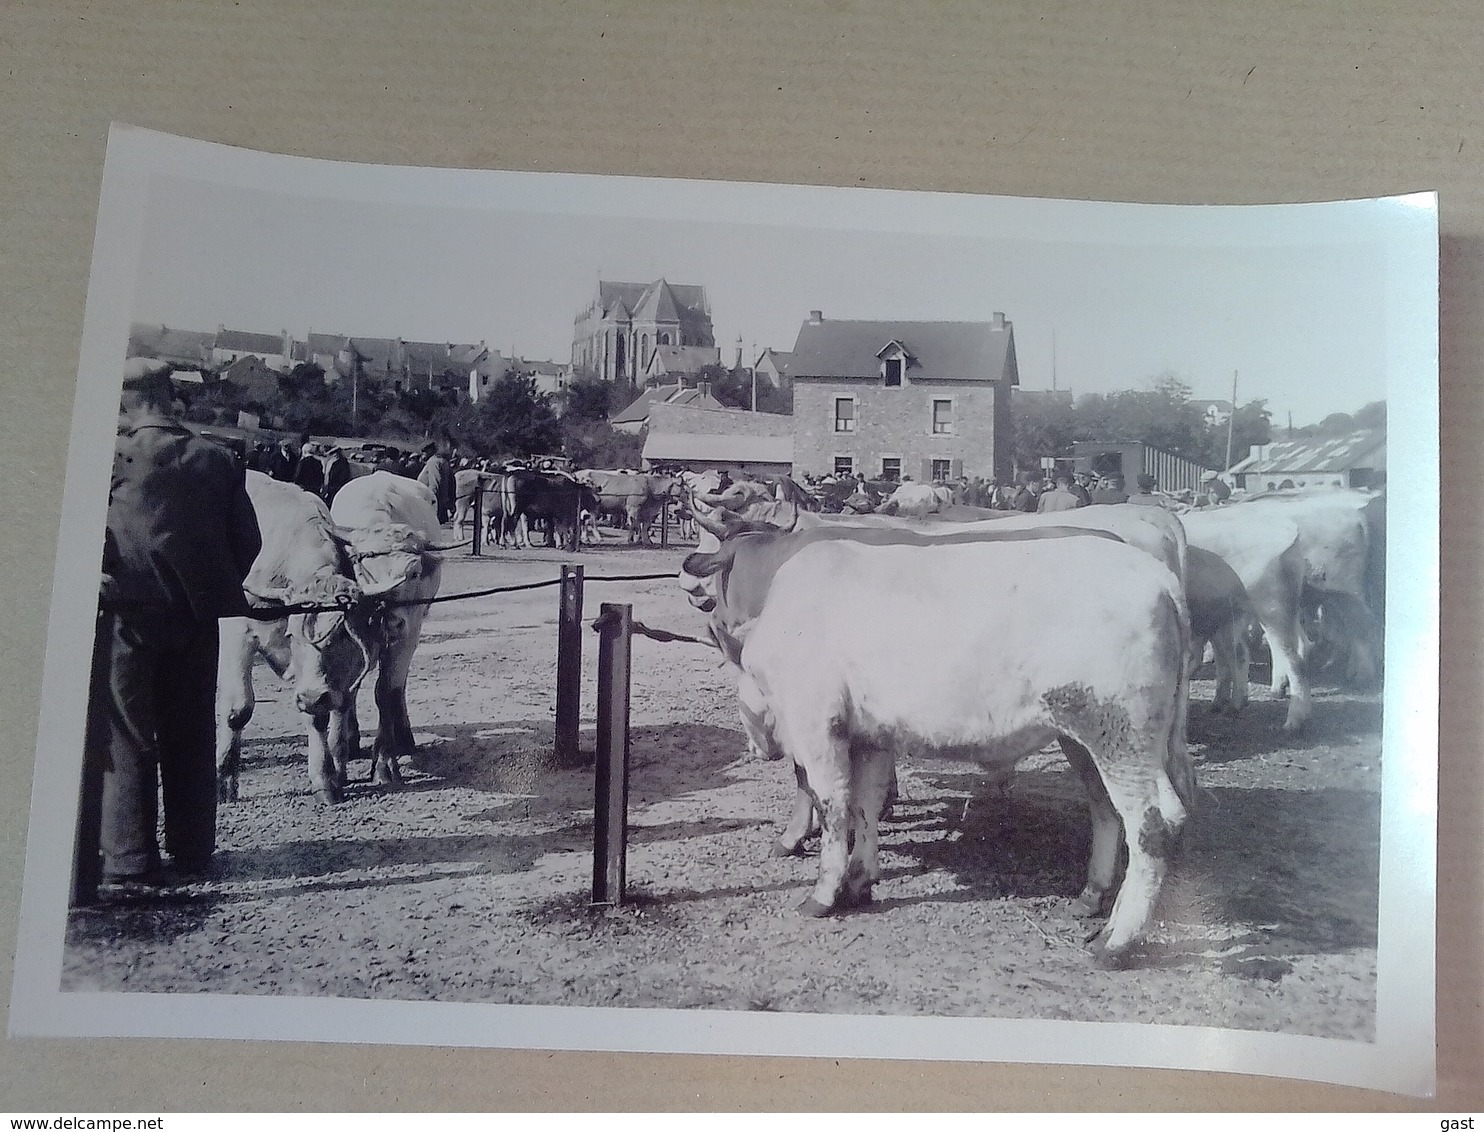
692,505,732,537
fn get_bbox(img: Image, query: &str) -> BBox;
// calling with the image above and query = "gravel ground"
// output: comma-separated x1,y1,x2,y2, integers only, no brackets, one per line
63,537,1381,1039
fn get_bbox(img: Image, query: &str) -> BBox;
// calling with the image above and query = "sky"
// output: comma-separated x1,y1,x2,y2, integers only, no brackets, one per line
131,172,1402,428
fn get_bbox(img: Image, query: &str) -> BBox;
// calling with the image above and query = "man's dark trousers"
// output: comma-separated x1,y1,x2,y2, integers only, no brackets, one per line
95,606,219,878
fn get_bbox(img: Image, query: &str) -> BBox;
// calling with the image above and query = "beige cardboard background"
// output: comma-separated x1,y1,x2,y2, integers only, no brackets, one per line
0,0,1476,1111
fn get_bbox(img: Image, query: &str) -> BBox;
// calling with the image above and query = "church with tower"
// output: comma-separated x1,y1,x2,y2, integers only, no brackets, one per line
571,278,718,383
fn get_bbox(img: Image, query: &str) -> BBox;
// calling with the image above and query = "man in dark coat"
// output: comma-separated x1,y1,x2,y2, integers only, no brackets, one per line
83,359,262,900
1090,473,1130,505
1011,471,1044,512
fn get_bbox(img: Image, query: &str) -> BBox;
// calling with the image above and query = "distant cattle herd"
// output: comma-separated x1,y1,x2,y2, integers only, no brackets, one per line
200,423,1386,968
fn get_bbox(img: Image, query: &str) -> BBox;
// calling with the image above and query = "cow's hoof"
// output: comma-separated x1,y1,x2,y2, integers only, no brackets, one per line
798,895,836,918
217,778,238,804
770,838,806,858
1069,889,1106,918
1089,939,1135,971
843,885,874,908
315,787,343,805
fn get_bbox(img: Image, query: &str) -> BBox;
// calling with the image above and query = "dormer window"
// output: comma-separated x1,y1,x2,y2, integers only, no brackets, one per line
877,339,911,387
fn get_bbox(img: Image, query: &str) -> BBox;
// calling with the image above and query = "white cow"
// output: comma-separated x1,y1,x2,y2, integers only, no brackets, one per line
1183,508,1311,730
330,471,444,789
216,473,380,804
739,534,1195,967
1238,490,1384,686
877,481,953,517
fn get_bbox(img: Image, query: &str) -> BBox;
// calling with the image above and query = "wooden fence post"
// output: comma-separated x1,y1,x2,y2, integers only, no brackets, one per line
471,482,483,556
592,602,632,906
554,564,584,764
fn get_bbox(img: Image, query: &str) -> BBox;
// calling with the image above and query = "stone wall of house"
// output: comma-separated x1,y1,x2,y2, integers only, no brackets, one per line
793,379,1005,480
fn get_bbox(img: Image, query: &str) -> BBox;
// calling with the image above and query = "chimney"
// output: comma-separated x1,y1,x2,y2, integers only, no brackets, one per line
809,310,823,324
991,311,1007,331
734,335,743,369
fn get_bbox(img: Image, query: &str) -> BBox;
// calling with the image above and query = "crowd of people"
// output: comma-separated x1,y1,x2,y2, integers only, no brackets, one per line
801,466,1234,514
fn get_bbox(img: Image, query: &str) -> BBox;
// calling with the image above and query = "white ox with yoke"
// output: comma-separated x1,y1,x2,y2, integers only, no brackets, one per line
216,472,414,804
736,531,1195,966
329,471,444,791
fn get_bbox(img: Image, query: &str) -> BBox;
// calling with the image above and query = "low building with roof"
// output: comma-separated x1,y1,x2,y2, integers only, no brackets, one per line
641,401,794,475
642,344,722,383
210,327,293,372
752,347,795,390
790,308,1019,483
610,381,729,434
127,323,217,370
1228,429,1386,491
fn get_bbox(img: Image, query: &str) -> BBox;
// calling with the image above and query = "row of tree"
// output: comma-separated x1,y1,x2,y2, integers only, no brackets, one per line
1011,373,1385,472
180,362,646,466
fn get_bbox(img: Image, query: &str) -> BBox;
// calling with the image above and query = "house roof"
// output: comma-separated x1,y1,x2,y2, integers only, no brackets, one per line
611,383,727,424
1228,430,1386,475
127,324,215,365
215,329,285,354
642,432,794,466
647,345,721,373
402,341,489,373
789,316,1017,383
755,347,795,374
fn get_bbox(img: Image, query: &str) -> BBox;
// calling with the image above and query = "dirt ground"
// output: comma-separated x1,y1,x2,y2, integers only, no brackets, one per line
62,534,1382,1039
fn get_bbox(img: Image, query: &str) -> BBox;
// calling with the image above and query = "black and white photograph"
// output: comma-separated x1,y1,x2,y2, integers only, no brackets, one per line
9,126,1437,1093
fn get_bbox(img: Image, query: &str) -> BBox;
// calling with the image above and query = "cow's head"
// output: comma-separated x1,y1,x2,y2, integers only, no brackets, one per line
245,567,378,719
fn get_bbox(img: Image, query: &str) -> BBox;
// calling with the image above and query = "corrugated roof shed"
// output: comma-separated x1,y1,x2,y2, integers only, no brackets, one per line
1229,430,1386,475
790,316,1018,383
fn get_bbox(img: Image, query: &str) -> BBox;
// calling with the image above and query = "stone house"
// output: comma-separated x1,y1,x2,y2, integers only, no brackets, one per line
790,309,1018,483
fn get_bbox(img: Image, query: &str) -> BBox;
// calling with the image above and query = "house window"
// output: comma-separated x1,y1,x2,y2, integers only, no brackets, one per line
932,398,954,434
883,358,903,386
834,397,856,432
658,332,670,345
931,459,953,481
834,455,854,477
881,457,901,482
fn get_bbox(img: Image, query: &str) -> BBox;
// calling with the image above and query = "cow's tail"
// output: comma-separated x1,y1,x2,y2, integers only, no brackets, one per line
1162,583,1199,828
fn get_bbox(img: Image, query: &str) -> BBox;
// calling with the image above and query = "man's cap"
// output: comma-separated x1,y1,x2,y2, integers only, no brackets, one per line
1137,473,1157,490
121,356,174,391
1202,470,1219,480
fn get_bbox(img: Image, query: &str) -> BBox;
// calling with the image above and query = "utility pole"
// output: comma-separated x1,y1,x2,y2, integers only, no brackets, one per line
1224,369,1238,471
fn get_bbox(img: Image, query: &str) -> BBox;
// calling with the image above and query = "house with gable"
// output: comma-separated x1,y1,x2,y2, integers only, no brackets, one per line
610,381,728,434
752,346,794,390
572,278,716,383
790,309,1018,483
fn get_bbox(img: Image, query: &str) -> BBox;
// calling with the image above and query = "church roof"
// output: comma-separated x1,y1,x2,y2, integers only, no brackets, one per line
598,278,708,321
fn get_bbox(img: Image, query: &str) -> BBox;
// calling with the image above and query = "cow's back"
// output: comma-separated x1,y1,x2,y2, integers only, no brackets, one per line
743,537,1186,760
331,470,440,539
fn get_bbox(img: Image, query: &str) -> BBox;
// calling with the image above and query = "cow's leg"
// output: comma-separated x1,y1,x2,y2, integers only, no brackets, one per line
795,734,854,916
214,620,256,803
370,607,424,786
843,744,894,906
328,707,353,796
1081,750,1189,967
1220,622,1250,714
1057,737,1123,918
304,713,342,804
772,787,819,857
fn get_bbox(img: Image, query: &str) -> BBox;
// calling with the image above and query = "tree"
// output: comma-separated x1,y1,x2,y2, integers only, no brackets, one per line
435,374,561,458
1200,398,1272,469
563,376,613,421
560,418,645,469
1318,411,1357,435
1353,400,1386,430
